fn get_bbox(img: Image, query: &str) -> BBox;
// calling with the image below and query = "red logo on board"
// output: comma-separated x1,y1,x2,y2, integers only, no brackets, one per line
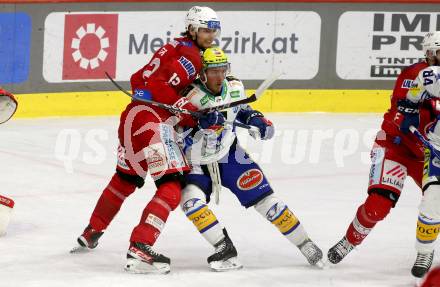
62,14,118,80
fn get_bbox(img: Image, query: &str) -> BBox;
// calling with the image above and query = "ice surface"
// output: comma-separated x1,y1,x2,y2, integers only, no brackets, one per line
0,114,426,287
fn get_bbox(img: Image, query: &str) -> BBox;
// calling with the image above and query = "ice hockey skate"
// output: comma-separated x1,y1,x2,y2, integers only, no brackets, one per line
411,251,434,278
207,229,243,272
70,225,104,253
297,238,324,267
124,242,171,274
327,236,354,264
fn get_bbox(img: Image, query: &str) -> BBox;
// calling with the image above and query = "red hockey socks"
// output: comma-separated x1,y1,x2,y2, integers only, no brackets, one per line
346,193,393,245
130,180,181,245
90,173,137,231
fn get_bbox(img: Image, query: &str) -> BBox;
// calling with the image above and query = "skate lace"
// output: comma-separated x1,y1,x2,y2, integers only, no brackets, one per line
301,242,316,258
215,241,227,254
414,253,433,268
145,245,161,258
336,238,353,256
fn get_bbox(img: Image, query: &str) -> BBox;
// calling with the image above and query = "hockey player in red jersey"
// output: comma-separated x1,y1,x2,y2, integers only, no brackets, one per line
327,32,440,276
72,6,221,274
0,88,17,236
421,265,440,287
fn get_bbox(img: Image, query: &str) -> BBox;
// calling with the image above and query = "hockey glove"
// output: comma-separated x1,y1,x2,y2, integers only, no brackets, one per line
198,111,225,129
394,99,420,134
247,113,274,140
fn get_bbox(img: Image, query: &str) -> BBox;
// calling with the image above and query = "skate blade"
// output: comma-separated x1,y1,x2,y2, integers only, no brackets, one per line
210,257,243,272
314,260,328,269
124,258,170,274
70,245,90,254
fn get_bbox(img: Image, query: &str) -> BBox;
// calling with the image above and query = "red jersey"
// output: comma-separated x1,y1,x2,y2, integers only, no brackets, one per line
130,37,202,122
380,61,434,159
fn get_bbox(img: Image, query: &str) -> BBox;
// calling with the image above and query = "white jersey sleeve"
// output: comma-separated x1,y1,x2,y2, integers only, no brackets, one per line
407,66,440,103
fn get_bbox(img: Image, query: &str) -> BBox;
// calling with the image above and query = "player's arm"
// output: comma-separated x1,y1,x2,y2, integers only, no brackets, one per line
130,42,179,92
236,105,274,140
228,78,274,140
392,67,428,134
0,89,17,124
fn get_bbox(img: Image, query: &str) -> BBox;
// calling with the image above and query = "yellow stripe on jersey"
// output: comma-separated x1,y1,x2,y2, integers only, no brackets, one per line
416,217,440,243
186,205,219,234
271,208,300,235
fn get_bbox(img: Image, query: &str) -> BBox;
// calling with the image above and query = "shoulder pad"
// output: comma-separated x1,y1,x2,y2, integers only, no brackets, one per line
226,76,244,89
226,75,241,82
180,85,196,97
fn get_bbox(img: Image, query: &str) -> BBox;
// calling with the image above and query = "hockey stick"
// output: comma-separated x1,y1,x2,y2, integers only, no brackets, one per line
409,125,440,159
104,72,279,131
104,72,201,117
105,71,280,114
198,71,282,114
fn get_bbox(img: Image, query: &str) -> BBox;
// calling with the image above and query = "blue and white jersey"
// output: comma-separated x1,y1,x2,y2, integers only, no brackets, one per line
407,66,440,103
181,76,248,164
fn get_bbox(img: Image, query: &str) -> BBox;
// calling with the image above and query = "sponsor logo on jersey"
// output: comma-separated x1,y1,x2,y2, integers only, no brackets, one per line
401,79,413,88
237,169,264,190
144,143,167,174
200,94,209,106
133,89,152,101
230,90,241,98
258,183,270,190
62,14,118,80
117,145,130,170
187,205,218,233
423,148,431,185
146,214,165,232
381,160,406,190
368,147,384,186
159,124,187,171
178,56,196,79
179,40,193,47
417,216,440,243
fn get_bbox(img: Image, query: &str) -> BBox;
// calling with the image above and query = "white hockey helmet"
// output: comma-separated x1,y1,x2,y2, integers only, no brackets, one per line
184,6,221,37
422,31,440,58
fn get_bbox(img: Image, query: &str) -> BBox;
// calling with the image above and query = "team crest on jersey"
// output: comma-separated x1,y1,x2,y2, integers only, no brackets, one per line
230,90,240,98
401,79,413,88
266,203,284,221
178,56,196,79
237,169,264,190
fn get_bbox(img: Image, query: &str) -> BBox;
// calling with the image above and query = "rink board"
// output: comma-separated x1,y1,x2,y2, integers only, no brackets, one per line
13,89,391,118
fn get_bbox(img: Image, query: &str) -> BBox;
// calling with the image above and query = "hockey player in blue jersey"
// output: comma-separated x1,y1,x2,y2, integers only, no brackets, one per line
179,47,323,271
